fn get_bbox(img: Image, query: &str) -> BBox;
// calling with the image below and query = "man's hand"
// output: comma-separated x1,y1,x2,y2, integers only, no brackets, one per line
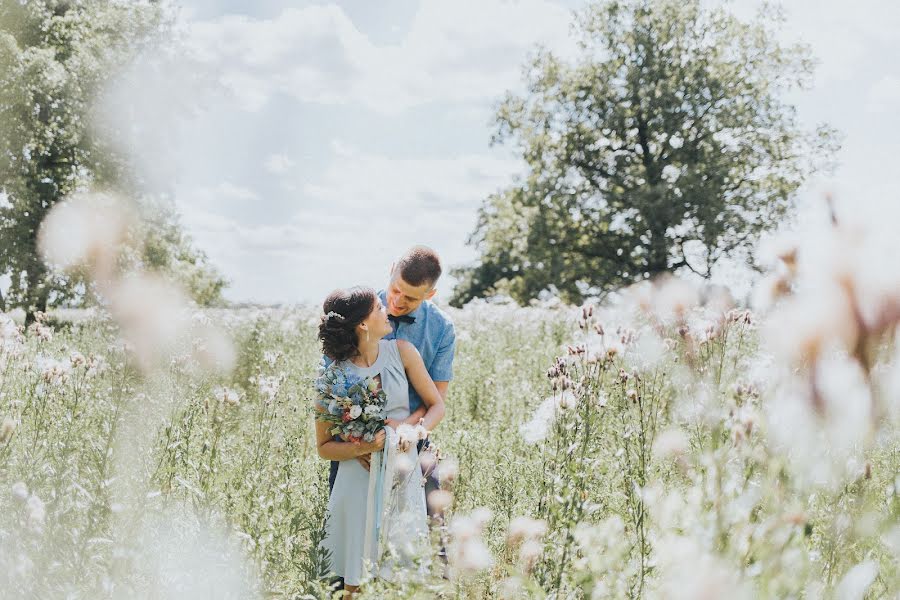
357,453,371,471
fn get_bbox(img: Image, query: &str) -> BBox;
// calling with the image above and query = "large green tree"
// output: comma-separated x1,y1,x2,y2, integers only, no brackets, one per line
0,0,224,321
452,0,837,306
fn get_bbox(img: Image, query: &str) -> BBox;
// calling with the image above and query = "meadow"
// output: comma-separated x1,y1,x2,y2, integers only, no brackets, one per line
1,250,898,599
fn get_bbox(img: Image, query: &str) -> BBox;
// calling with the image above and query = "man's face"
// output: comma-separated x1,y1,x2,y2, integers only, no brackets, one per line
386,272,435,316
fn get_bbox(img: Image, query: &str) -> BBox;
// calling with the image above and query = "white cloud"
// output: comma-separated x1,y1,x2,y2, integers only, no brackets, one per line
263,153,296,174
175,147,523,303
184,0,576,114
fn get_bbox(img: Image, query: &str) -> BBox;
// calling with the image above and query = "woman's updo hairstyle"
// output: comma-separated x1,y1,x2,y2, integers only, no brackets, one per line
318,286,377,362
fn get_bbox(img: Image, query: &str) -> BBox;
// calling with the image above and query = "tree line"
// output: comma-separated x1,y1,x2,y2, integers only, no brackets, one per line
0,0,225,323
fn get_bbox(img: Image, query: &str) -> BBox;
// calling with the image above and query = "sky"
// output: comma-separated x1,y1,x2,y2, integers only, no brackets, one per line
101,0,900,305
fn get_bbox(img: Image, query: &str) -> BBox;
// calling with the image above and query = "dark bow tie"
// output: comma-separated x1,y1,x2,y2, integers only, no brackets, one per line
388,314,415,326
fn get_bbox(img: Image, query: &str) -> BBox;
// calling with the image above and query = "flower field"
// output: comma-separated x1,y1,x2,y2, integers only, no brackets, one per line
0,303,896,598
1,221,899,599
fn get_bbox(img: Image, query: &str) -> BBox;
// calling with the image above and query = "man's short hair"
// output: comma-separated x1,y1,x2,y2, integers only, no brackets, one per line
396,246,442,289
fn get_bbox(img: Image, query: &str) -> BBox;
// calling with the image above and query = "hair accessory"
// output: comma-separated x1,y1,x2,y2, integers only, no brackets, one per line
325,311,345,321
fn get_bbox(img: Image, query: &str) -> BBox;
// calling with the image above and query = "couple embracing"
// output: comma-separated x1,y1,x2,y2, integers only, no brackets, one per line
313,246,456,596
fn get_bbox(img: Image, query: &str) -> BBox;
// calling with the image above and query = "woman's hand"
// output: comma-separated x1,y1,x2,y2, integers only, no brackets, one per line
362,429,386,453
385,418,401,430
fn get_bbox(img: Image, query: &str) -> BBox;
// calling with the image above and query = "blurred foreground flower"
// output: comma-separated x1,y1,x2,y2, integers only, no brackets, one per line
448,508,494,574
38,191,130,283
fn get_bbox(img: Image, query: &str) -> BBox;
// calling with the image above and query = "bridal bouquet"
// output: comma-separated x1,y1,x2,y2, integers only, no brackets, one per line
314,362,387,443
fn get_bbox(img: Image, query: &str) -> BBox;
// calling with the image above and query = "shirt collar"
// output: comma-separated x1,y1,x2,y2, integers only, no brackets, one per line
378,288,426,322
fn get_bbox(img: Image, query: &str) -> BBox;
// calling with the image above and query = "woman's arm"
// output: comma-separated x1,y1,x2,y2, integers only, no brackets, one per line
401,405,427,427
314,410,385,460
397,340,445,431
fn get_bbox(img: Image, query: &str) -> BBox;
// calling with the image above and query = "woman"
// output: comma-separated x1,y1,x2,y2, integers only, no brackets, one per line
315,286,445,595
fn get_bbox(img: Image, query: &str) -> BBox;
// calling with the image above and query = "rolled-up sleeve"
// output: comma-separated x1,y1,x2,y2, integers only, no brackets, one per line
429,322,456,382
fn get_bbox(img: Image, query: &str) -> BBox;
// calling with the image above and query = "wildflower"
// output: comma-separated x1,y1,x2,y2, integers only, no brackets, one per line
396,422,428,451
255,375,282,403
520,391,576,443
519,539,543,572
427,490,453,513
28,322,53,342
85,354,107,377
438,457,459,483
652,276,700,323
37,191,129,280
449,508,494,573
558,390,576,409
507,516,547,545
262,351,280,367
27,494,46,529
652,428,689,460
395,453,414,476
36,355,72,386
836,561,878,600
69,352,86,367
499,576,524,599
214,387,241,407
11,482,28,502
0,417,15,444
108,273,189,370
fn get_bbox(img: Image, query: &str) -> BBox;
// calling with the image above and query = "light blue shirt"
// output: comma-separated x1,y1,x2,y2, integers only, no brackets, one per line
378,289,456,413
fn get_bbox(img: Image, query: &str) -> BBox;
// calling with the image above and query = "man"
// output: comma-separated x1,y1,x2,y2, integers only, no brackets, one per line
328,245,456,510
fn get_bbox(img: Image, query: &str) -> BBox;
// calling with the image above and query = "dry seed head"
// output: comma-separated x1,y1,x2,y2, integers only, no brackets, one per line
11,481,28,502
428,489,453,514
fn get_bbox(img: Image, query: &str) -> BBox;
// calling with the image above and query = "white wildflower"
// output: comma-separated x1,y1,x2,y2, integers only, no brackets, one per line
27,494,46,528
653,428,689,460
0,416,15,444
37,191,129,280
449,508,494,573
836,560,878,600
85,354,107,377
36,355,72,386
427,490,453,513
256,375,282,403
214,387,241,407
507,516,547,544
438,457,459,483
263,350,280,368
29,322,53,342
520,391,576,444
11,481,29,502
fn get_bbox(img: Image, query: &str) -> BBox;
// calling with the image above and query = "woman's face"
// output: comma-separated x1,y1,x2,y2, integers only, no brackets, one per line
358,297,392,342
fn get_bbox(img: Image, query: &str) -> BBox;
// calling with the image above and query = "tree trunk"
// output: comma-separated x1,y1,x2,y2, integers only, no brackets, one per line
24,262,49,326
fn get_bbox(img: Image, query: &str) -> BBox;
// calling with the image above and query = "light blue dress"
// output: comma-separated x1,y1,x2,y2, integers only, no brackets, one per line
321,339,419,586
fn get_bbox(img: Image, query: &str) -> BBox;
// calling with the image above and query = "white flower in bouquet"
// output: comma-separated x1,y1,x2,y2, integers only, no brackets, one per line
348,405,362,419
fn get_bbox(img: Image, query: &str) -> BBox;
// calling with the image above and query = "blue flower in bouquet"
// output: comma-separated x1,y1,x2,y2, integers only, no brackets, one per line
314,364,388,443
